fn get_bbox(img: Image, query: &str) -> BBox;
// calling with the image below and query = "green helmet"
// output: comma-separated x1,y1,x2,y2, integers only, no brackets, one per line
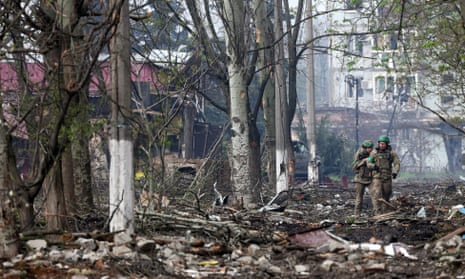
378,135,390,143
361,140,374,148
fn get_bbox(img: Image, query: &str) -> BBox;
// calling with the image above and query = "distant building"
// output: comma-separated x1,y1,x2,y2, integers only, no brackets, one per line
297,0,463,175
0,49,222,161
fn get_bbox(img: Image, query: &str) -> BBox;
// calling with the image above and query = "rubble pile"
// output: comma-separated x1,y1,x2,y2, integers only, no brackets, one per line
2,182,465,278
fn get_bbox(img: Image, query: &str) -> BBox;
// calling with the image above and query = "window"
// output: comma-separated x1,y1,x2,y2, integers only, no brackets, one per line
441,73,454,85
347,81,354,97
406,76,415,95
372,34,376,48
441,95,454,105
347,35,364,55
133,81,151,96
375,76,385,94
402,30,417,49
377,6,389,17
346,0,362,9
346,76,363,98
132,81,152,108
356,35,365,55
373,32,398,50
386,76,394,93
389,33,398,50
347,35,354,53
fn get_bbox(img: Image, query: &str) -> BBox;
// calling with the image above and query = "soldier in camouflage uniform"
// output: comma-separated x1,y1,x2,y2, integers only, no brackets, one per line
352,140,375,217
367,136,400,215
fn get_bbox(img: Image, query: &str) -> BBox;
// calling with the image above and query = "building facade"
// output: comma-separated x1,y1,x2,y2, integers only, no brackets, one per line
306,0,463,175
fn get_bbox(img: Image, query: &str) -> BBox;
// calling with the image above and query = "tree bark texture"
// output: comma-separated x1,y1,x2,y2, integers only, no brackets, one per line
304,0,320,185
109,0,135,243
182,102,196,159
59,0,78,218
253,0,276,187
0,107,19,258
444,135,462,173
62,147,76,214
274,0,290,193
44,163,67,236
224,0,253,207
74,127,94,209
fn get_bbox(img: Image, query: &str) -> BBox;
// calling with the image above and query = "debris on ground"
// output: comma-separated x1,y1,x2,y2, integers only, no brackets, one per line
3,182,465,278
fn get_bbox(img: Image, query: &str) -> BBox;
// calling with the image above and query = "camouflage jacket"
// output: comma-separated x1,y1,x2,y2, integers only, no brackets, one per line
368,146,400,180
352,147,372,184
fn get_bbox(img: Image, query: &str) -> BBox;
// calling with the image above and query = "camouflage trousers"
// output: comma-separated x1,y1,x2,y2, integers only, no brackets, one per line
371,178,393,215
354,181,376,216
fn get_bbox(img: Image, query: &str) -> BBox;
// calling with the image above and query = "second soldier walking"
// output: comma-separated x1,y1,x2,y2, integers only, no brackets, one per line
352,140,375,217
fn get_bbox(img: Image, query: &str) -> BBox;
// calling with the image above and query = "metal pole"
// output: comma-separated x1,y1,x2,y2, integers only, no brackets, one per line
345,75,359,151
355,78,359,150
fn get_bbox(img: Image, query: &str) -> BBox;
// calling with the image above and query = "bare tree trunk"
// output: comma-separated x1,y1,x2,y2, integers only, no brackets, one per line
444,135,462,173
62,147,76,213
304,0,319,185
41,0,76,232
42,45,67,234
109,0,135,243
74,124,94,209
16,187,35,231
72,87,94,209
253,0,276,187
10,26,36,231
44,163,67,234
274,0,290,193
182,102,195,159
249,122,262,198
224,0,253,207
0,105,19,258
59,0,77,218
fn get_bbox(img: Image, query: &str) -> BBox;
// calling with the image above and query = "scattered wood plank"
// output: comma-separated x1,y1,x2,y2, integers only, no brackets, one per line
437,226,465,241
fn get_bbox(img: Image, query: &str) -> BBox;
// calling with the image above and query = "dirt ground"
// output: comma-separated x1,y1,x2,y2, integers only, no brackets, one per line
4,180,465,278
132,180,465,278
267,181,465,278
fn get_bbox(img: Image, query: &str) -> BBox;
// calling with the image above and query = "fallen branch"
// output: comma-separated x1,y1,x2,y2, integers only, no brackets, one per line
438,226,465,242
378,198,397,210
20,229,125,243
135,210,272,245
371,210,402,221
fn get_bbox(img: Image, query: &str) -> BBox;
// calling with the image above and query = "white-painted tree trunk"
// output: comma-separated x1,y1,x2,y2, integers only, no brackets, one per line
228,64,252,206
274,0,290,193
305,0,319,186
109,139,134,234
109,0,134,244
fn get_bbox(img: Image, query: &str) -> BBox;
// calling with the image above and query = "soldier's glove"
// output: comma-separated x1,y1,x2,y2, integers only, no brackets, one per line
392,173,397,179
